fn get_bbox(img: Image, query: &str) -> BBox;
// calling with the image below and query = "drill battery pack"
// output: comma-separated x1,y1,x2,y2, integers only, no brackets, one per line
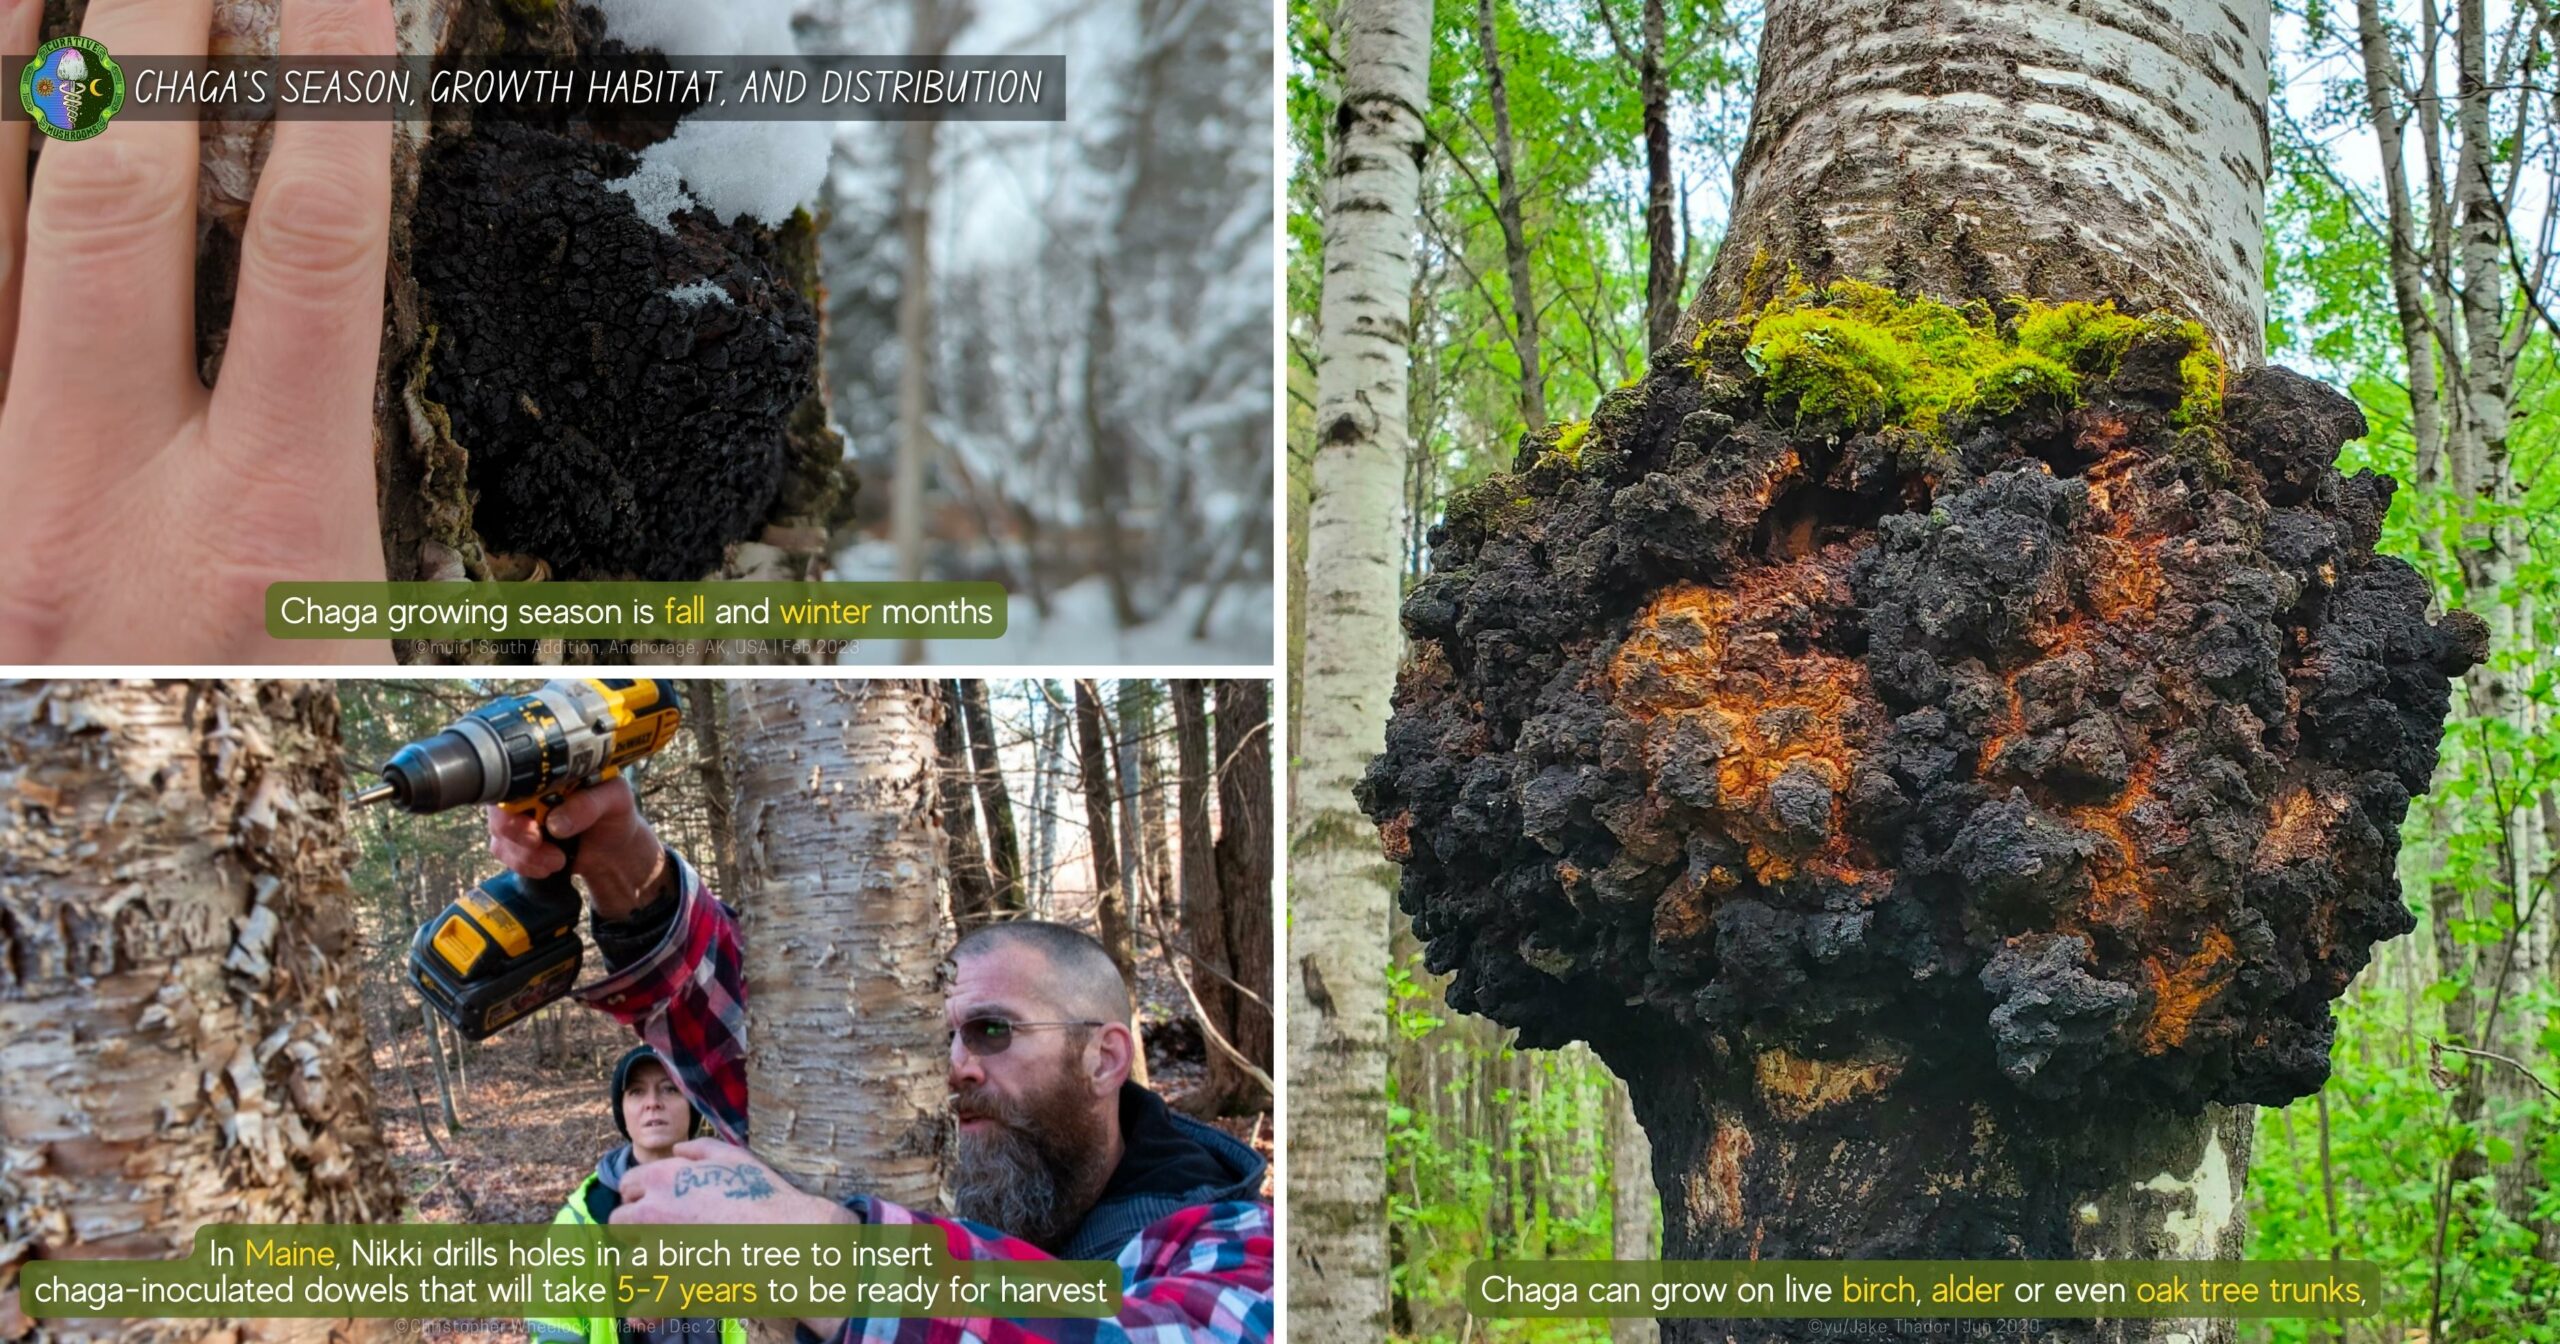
407,871,584,1041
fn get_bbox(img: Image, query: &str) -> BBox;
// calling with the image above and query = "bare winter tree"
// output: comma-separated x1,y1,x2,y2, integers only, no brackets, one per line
1290,0,1433,1336
724,680,948,1209
1206,680,1275,1114
938,680,1001,932
959,680,1026,917
0,681,396,1342
1074,680,1147,1084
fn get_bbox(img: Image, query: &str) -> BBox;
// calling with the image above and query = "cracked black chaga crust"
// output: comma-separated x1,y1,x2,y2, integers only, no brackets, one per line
1360,328,2486,1114
413,122,817,580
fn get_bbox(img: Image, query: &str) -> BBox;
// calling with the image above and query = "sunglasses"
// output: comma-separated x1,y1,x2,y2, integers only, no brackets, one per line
952,1015,1107,1057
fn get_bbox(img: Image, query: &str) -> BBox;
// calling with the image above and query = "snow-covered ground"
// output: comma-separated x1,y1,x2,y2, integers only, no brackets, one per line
831,545,1272,666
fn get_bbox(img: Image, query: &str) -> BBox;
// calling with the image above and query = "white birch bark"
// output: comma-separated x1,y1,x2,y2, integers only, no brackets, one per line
725,680,949,1211
1694,0,2272,363
1651,7,2271,1333
0,681,394,1343
1607,1080,1658,1344
1289,0,1430,1336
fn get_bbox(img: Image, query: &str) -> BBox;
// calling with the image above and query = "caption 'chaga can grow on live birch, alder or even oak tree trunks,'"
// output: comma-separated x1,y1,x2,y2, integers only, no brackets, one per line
1358,281,2487,1302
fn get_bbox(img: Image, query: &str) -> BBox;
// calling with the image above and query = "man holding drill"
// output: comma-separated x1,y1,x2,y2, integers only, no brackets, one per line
486,778,1273,1344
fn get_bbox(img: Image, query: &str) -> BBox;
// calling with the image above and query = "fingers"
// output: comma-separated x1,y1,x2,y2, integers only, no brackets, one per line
670,1139,740,1162
547,776,638,840
207,0,393,491
12,0,213,434
488,806,564,878
608,1166,662,1224
0,0,46,390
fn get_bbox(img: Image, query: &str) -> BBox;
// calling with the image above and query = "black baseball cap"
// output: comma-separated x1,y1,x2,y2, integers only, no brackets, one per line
608,1044,703,1141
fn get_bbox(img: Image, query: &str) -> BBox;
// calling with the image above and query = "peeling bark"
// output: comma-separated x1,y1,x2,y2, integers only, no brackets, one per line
0,681,395,1344
724,681,947,1209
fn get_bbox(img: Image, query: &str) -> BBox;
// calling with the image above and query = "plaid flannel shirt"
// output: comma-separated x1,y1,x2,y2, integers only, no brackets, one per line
572,853,1275,1344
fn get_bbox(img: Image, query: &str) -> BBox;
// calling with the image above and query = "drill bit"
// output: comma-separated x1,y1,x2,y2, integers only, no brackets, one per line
350,781,399,808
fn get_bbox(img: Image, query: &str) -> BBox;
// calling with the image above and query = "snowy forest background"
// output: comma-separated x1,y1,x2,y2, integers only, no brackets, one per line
813,0,1275,665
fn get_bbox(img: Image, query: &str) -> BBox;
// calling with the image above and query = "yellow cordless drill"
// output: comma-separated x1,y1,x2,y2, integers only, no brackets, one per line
353,679,685,1040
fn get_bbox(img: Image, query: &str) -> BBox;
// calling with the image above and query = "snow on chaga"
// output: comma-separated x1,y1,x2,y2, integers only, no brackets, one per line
1362,283,2485,1113
413,122,817,580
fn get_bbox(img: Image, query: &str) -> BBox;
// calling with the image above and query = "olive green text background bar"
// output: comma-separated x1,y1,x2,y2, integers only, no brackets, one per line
22,1225,1117,1319
1465,1260,2380,1318
266,583,1007,640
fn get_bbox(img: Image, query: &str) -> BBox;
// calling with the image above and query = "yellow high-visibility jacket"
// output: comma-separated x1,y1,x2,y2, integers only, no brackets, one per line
526,1170,745,1344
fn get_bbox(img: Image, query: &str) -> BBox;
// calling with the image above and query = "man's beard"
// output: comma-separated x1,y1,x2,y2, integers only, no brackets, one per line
947,1066,1110,1252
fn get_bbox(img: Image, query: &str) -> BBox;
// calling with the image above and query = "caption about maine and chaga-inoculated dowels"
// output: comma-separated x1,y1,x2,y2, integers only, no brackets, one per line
265,582,1007,641
1465,1261,2383,1319
20,1226,1118,1319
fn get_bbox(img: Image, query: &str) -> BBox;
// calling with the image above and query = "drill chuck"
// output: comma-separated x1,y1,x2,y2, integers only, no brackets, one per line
375,720,510,812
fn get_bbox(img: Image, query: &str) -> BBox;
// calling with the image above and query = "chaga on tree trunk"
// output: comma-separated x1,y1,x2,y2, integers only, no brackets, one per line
1360,284,2486,1338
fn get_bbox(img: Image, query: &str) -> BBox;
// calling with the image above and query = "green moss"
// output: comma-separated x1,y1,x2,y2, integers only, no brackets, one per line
2168,325,2227,428
2013,302,2142,373
1733,281,2227,441
1533,418,1592,471
497,0,557,19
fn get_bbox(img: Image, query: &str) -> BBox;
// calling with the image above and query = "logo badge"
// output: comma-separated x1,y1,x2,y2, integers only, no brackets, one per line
21,36,123,142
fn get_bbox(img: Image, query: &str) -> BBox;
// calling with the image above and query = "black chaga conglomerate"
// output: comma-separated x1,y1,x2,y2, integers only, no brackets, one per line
412,123,816,580
1359,307,2486,1123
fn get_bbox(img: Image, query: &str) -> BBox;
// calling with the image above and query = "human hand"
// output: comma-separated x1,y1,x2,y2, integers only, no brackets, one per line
487,775,670,920
615,1139,854,1339
609,1140,850,1228
0,0,394,662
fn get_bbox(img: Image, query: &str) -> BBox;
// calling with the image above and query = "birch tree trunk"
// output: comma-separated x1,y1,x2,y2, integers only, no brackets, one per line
892,0,967,663
1617,4,2276,1336
1607,1080,1658,1344
1031,686,1066,916
1291,0,1431,1335
1693,0,2272,363
0,681,395,1343
723,681,948,1210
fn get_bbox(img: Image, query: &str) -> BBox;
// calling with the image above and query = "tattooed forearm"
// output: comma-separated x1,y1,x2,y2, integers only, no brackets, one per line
672,1164,777,1201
